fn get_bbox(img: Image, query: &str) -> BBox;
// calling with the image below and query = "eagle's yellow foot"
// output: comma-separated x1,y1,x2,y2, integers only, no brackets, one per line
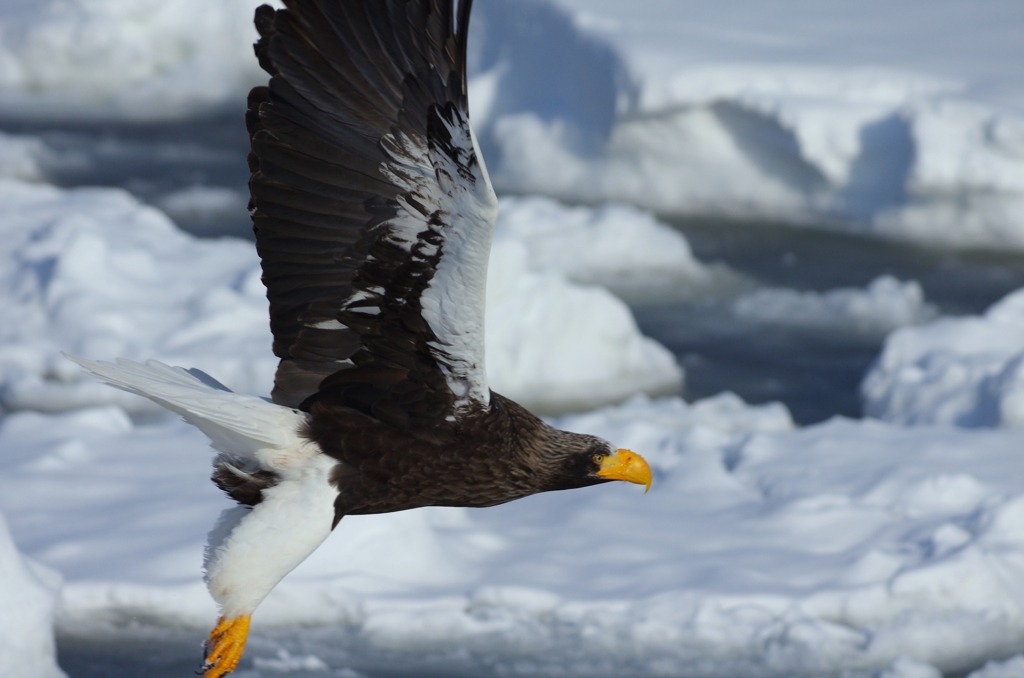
201,615,251,678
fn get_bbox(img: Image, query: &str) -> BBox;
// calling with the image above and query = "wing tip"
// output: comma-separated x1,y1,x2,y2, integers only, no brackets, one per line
456,0,473,104
253,3,280,76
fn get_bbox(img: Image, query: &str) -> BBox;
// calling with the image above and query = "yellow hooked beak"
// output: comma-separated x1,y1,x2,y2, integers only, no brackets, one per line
596,449,652,493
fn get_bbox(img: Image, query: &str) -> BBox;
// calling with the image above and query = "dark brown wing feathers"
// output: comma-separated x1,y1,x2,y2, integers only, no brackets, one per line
248,0,475,416
222,0,623,534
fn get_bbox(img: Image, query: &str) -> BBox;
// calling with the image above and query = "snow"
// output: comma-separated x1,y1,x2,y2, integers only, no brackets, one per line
0,177,680,417
0,510,65,678
0,131,51,181
7,395,1024,676
875,658,943,678
0,0,281,120
732,276,938,340
3,0,1024,675
487,63,1024,249
154,185,248,234
251,650,330,673
485,240,681,413
477,0,1024,249
0,178,275,416
2,0,1024,247
495,196,741,305
967,655,1024,678
862,288,1024,428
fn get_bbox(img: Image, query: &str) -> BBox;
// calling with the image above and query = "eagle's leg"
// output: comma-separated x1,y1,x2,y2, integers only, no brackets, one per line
201,455,337,676
202,615,251,678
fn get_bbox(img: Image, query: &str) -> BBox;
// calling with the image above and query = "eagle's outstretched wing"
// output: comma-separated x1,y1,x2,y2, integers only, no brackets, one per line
248,0,497,429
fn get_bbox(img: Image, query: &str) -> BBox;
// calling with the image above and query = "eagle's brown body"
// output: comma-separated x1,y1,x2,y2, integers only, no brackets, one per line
213,391,614,519
310,393,614,517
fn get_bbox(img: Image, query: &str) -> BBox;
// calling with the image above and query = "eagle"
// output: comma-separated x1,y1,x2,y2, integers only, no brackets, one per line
70,0,652,675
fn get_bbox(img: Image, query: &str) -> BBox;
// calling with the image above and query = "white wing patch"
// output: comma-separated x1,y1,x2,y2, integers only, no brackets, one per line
310,319,346,330
378,106,498,409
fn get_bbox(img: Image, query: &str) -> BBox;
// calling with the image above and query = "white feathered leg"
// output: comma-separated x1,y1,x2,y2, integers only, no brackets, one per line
204,453,337,619
200,453,337,677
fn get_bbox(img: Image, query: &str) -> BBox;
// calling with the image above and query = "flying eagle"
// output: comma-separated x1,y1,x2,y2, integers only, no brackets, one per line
71,0,652,675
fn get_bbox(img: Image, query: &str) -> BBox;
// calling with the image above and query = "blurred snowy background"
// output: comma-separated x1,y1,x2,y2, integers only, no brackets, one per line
3,0,1024,676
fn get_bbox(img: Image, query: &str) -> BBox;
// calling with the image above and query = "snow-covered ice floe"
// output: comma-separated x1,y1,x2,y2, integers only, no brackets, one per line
863,288,1024,428
495,196,742,306
0,131,53,182
0,0,280,120
0,510,65,678
732,276,938,341
967,655,1024,678
3,0,1024,248
7,395,1024,676
487,61,1024,249
0,178,681,416
475,0,1024,250
0,178,277,415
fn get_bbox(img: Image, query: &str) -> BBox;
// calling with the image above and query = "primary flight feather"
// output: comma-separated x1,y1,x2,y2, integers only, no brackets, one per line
70,1,651,675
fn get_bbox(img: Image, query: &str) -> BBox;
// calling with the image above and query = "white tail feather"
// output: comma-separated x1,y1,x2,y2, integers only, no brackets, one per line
65,355,306,464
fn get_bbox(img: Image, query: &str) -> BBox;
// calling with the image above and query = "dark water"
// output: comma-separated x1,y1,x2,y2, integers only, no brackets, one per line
637,302,882,425
3,112,253,238
639,217,1024,424
56,632,207,678
8,113,1024,674
56,627,543,678
676,216,1024,315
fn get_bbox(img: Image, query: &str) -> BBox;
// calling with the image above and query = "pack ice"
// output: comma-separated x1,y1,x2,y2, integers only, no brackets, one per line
1,0,1024,676
0,178,1021,676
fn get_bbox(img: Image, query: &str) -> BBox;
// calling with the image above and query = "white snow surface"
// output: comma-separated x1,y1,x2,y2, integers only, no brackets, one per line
0,0,281,120
495,196,741,305
0,130,51,181
478,0,1024,249
967,655,1024,678
251,650,331,673
0,178,276,416
732,276,938,340
155,185,248,229
0,177,680,416
0,511,65,678
7,395,1024,676
485,240,680,413
863,288,1024,428
486,199,687,411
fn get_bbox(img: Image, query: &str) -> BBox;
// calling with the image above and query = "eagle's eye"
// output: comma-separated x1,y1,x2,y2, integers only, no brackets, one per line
592,453,605,465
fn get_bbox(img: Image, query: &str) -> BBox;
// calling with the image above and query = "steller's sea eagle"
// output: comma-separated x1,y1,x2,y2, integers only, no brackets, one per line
70,0,652,675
